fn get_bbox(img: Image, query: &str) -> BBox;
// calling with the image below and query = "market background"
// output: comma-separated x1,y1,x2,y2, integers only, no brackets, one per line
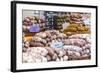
0,0,99,73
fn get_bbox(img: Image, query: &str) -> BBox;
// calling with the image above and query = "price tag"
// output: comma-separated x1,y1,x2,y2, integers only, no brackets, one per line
29,24,40,32
83,18,91,25
50,41,63,49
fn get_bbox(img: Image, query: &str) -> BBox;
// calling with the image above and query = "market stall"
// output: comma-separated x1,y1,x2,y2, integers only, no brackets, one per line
22,10,91,63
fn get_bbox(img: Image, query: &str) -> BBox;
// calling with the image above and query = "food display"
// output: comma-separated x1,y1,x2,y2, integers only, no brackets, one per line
22,10,91,63
23,16,45,32
63,23,90,35
62,12,91,35
23,30,91,63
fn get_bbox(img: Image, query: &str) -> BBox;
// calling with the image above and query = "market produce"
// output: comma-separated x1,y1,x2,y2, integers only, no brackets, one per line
63,24,90,35
23,30,91,63
23,47,48,63
63,38,86,47
23,16,45,32
63,45,82,52
22,11,91,63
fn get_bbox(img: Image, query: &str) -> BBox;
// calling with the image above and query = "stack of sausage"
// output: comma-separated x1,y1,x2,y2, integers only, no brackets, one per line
23,30,91,63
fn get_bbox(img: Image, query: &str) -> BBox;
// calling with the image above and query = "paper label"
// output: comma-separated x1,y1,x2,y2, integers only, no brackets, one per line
50,41,63,49
29,24,40,32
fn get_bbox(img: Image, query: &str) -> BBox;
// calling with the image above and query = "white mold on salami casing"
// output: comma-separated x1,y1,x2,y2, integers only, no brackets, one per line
63,45,82,52
63,38,86,47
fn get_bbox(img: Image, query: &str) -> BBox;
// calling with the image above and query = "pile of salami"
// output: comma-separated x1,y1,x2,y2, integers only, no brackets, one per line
23,30,91,63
